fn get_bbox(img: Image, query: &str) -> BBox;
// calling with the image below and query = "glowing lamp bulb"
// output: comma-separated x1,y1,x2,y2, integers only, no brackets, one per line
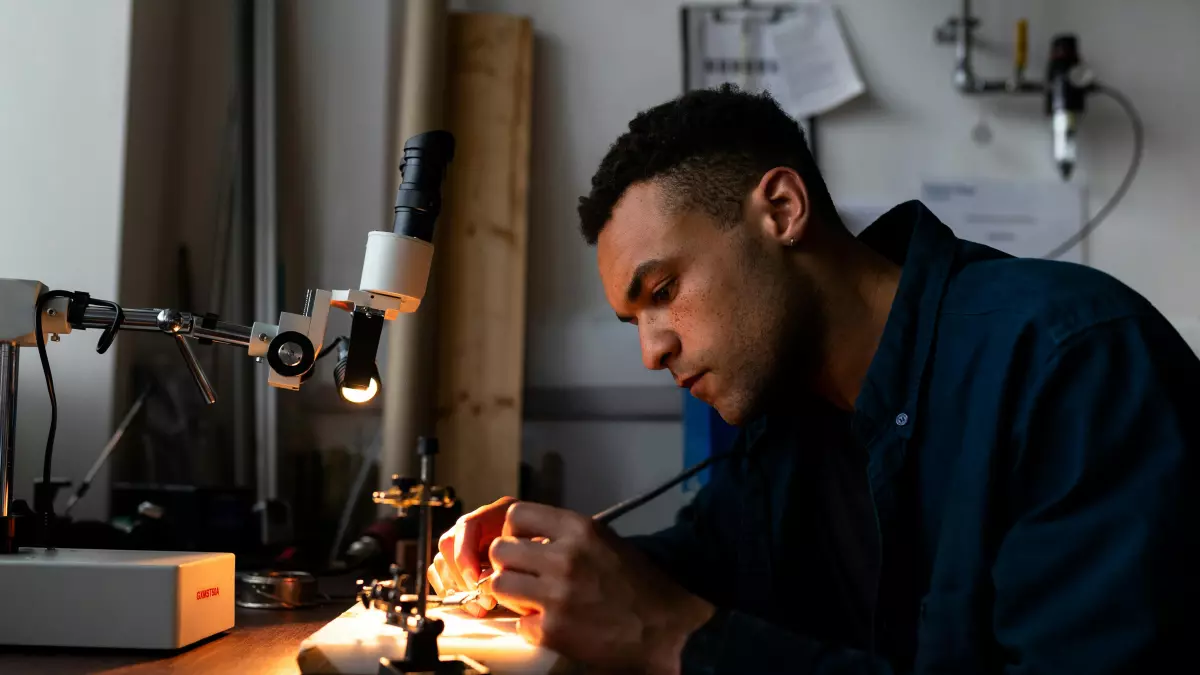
340,377,379,404
333,351,381,404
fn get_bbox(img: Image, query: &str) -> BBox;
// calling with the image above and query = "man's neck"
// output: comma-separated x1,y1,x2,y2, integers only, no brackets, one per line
810,236,902,411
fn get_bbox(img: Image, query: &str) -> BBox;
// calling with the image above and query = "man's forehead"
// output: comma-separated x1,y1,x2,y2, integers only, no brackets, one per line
597,182,675,269
614,180,669,220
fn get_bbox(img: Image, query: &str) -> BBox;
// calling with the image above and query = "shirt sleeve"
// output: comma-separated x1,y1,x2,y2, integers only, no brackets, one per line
680,608,897,674
626,442,900,674
991,315,1198,673
624,463,735,607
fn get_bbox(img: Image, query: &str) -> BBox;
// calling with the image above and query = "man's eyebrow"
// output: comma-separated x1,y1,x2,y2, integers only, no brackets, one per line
625,260,664,303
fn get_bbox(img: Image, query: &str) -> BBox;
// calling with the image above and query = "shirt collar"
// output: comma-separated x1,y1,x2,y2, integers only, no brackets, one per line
742,200,959,453
852,200,959,443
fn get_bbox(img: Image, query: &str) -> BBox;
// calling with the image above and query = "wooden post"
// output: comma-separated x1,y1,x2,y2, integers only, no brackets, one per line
435,12,533,510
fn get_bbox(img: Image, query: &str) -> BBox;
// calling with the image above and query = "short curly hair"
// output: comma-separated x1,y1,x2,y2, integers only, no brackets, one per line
578,84,837,245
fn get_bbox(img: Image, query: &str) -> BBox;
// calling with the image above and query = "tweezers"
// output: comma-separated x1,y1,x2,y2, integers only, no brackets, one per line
436,589,483,606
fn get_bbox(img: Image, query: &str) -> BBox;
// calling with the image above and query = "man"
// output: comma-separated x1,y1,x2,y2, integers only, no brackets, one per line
428,84,1198,673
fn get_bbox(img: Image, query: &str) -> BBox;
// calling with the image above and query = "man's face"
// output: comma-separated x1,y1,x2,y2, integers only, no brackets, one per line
596,180,819,426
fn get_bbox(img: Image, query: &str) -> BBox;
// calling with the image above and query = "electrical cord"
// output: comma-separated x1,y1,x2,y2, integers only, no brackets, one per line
89,299,124,355
315,335,347,363
1041,84,1144,260
33,291,73,543
301,335,347,384
34,291,126,548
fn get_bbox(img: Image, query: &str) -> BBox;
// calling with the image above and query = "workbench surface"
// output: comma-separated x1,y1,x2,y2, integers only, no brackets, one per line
0,604,346,675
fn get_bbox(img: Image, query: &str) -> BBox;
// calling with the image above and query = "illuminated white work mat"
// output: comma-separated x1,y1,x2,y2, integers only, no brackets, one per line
298,603,570,675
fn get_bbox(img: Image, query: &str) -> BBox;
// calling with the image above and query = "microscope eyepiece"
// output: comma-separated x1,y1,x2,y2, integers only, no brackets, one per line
392,131,456,243
358,131,456,307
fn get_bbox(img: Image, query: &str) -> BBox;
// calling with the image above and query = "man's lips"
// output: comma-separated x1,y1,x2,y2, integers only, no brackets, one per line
677,372,706,391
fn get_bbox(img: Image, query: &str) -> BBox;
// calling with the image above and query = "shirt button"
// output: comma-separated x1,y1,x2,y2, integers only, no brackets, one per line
895,412,909,426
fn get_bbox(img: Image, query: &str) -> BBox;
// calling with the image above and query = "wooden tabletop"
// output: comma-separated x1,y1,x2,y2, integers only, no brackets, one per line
0,604,350,675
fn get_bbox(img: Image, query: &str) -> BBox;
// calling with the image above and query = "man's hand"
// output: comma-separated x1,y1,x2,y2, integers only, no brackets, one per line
427,496,515,617
484,502,715,675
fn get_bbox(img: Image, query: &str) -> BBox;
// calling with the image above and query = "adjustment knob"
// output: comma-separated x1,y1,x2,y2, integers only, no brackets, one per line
266,331,315,377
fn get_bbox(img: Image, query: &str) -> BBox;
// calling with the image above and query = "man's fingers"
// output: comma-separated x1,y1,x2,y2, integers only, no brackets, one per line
437,537,468,591
461,603,484,618
427,563,444,595
516,613,544,646
502,502,588,541
487,568,546,614
454,516,483,586
454,497,515,586
432,555,461,594
488,535,559,576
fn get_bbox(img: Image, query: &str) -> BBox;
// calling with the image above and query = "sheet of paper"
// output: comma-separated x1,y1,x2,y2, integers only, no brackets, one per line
769,3,865,117
683,2,865,119
920,179,1088,263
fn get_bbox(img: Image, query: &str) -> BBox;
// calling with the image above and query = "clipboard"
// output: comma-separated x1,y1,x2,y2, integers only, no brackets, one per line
681,1,866,163
681,1,815,157
681,2,797,94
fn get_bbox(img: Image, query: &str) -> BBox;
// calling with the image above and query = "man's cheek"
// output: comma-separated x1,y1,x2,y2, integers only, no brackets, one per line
672,315,706,362
672,297,716,343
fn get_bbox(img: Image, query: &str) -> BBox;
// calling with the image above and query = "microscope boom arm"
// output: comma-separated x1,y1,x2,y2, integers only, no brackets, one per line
15,286,411,398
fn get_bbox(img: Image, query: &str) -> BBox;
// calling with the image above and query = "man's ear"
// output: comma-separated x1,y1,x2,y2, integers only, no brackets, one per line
750,167,810,248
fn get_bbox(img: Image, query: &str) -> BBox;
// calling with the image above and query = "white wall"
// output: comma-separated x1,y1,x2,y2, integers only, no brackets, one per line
0,0,134,519
823,0,1200,315
443,0,1200,533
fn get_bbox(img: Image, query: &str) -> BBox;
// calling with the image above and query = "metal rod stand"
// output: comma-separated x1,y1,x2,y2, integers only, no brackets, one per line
413,436,437,618
1,343,19,553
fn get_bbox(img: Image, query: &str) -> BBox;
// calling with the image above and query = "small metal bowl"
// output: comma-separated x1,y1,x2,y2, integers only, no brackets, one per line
235,570,320,609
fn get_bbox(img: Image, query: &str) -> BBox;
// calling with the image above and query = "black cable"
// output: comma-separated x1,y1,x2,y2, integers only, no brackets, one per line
301,336,347,384
34,291,73,545
1042,84,1144,260
315,335,347,363
592,448,742,524
34,292,127,547
89,299,123,355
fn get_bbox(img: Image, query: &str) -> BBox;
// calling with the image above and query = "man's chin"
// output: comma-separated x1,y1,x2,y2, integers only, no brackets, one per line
709,388,775,427
710,398,750,427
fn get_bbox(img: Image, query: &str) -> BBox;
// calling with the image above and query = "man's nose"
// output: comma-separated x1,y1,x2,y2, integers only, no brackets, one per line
639,323,679,371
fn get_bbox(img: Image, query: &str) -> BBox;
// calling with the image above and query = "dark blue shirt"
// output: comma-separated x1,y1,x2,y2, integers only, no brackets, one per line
631,201,1200,674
